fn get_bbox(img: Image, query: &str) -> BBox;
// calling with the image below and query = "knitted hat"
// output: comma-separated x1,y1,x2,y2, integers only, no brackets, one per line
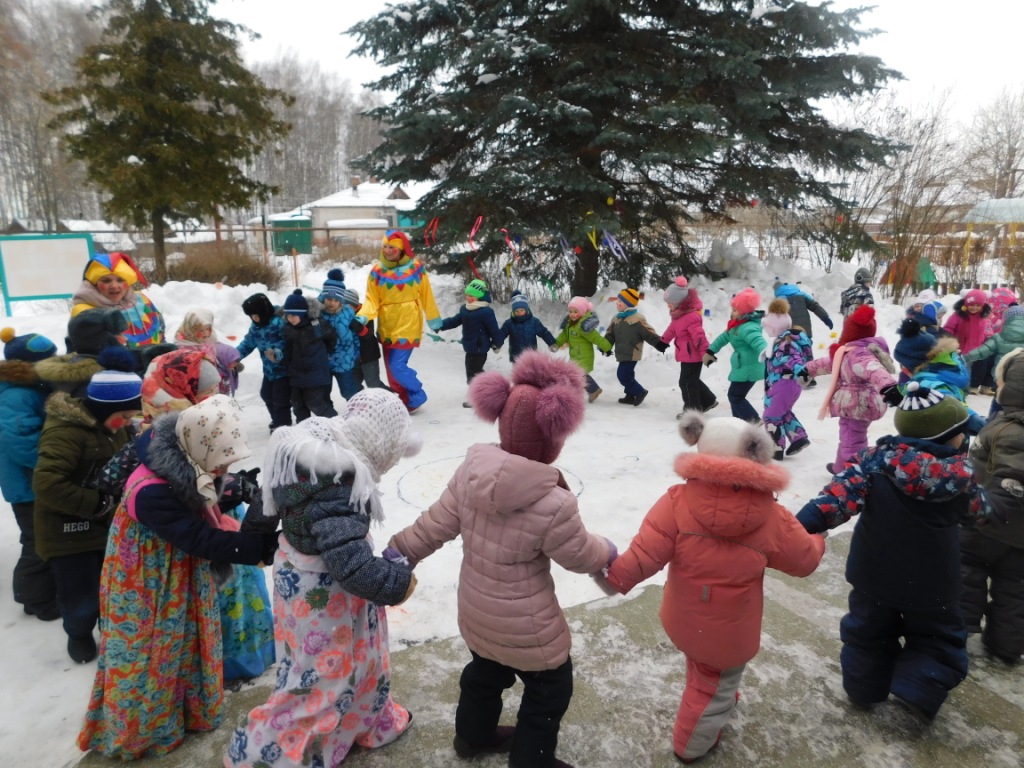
335,389,420,479
663,276,689,307
568,296,592,314
617,287,640,307
921,303,938,323
917,289,938,305
466,279,488,299
511,291,531,312
340,287,360,307
84,369,143,423
730,287,761,316
761,298,792,338
1,327,57,362
996,348,1024,409
840,304,876,343
1004,304,1024,321
66,308,128,355
242,293,275,327
893,381,969,443
83,251,146,287
283,289,309,315
854,267,872,285
381,230,414,263
469,349,585,464
678,411,775,465
963,289,988,307
320,268,346,301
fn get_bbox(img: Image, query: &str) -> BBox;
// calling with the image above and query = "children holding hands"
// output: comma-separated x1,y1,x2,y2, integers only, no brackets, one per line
603,287,667,406
660,276,718,416
437,278,502,405
552,296,612,402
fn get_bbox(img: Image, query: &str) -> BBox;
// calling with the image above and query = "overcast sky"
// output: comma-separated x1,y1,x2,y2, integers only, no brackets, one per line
215,0,1018,117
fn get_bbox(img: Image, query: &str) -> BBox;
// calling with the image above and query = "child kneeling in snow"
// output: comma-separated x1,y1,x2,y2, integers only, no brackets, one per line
606,413,825,763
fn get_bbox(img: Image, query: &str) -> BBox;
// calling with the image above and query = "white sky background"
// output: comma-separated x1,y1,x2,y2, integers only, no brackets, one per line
215,0,1022,116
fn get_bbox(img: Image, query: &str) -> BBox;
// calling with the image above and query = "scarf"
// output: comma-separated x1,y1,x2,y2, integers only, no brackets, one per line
818,345,848,420
71,280,138,312
616,308,638,320
175,395,250,507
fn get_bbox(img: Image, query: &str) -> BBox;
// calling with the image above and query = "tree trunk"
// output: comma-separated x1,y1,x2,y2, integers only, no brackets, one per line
571,241,599,297
151,209,167,283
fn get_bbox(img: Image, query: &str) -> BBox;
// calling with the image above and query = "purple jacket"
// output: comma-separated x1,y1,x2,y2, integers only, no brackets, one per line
661,292,709,363
807,337,896,421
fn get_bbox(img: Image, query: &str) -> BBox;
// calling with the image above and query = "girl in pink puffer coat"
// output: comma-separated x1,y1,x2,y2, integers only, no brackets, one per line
660,276,718,416
388,351,615,768
607,413,825,764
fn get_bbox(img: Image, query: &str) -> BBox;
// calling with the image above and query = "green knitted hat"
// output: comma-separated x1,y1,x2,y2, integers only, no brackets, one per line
893,382,969,442
466,279,488,299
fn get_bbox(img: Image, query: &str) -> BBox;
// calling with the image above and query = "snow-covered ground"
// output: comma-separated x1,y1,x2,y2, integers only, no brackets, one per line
0,254,959,766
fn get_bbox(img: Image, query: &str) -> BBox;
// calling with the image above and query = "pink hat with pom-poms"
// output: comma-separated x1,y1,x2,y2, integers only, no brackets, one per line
663,276,690,307
468,349,585,464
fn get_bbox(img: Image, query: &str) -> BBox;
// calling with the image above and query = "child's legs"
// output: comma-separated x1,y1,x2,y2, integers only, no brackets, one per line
836,417,869,464
455,651,516,747
361,360,389,390
958,527,996,632
333,369,361,400
763,380,800,445
970,358,991,389
305,385,337,418
673,658,743,760
983,545,1024,659
384,348,426,409
583,373,600,395
10,501,56,612
616,361,644,395
49,550,103,640
465,352,487,383
291,386,311,422
263,376,293,428
510,656,573,768
727,380,759,422
839,588,902,705
678,362,716,410
890,606,968,719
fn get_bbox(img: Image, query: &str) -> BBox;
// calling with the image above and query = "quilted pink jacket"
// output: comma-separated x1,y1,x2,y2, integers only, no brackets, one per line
661,291,709,363
390,443,611,671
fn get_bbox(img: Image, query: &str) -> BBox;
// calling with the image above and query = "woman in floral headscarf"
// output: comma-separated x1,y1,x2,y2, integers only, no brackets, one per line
174,307,241,395
71,252,165,348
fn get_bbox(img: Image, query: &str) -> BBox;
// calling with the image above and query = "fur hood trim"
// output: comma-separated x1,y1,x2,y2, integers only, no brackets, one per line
675,452,789,493
44,390,99,429
35,354,102,388
143,412,206,513
0,359,43,385
926,336,960,361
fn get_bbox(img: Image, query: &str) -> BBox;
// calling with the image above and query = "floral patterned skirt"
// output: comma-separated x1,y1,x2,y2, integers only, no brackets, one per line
225,544,410,768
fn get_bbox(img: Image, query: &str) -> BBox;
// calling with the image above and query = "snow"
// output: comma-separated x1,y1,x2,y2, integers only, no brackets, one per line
0,254,962,765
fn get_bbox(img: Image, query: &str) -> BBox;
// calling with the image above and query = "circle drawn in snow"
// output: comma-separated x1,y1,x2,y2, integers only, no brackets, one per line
396,455,585,507
624,455,639,461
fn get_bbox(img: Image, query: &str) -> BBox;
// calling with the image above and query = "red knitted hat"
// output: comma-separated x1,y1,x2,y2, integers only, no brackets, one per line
840,303,876,344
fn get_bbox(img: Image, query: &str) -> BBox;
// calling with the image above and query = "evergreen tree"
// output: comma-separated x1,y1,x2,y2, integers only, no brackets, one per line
45,0,292,282
349,0,898,295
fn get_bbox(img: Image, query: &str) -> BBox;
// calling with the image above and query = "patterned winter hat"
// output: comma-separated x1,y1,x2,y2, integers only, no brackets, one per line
84,369,143,423
1003,304,1024,321
663,276,689,307
469,350,585,464
241,293,275,327
1,327,57,362
320,268,346,301
340,287,360,307
66,308,128,356
617,288,640,307
466,279,488,299
283,289,309,315
893,382,969,443
141,348,220,421
730,287,761,316
511,291,531,312
83,251,146,287
568,296,592,314
761,298,792,338
176,394,250,474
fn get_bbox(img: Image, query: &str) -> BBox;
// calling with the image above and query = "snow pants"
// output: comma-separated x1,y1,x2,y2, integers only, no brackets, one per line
727,380,759,423
836,417,870,465
763,379,807,450
673,658,744,761
678,362,717,412
840,587,968,719
259,375,293,429
616,361,645,397
959,527,1024,661
11,501,57,616
383,347,427,410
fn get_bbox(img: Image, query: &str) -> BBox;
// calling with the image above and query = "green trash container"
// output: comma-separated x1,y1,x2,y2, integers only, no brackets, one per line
271,217,313,255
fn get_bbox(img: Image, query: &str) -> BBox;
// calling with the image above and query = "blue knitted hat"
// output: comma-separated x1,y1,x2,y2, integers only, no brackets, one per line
1,327,57,362
511,291,530,312
283,289,309,315
340,287,360,307
320,268,346,301
85,369,143,422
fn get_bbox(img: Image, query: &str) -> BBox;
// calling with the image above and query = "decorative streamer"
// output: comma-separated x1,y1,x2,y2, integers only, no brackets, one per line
466,216,484,279
602,230,629,262
423,217,440,247
501,228,521,263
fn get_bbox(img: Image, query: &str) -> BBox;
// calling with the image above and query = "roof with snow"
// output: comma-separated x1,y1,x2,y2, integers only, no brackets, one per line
303,180,435,210
964,198,1024,224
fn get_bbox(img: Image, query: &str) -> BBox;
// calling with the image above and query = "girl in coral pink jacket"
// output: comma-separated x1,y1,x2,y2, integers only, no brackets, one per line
660,277,717,416
607,413,825,764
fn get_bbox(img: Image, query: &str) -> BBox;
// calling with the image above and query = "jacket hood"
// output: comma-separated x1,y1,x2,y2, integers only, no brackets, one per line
869,436,976,503
0,359,44,386
678,289,703,313
136,412,206,513
43,390,99,429
35,354,102,392
560,311,600,333
952,298,992,318
846,337,895,373
463,443,564,515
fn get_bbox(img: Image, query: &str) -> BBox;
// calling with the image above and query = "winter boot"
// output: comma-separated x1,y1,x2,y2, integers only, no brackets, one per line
68,634,97,664
633,389,648,406
588,388,603,403
617,394,636,405
453,725,515,758
786,437,811,456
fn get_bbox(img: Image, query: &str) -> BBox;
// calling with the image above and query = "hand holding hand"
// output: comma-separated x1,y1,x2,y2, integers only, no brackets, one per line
397,572,418,605
427,318,443,332
880,384,903,407
702,352,717,367
264,348,280,363
382,546,411,567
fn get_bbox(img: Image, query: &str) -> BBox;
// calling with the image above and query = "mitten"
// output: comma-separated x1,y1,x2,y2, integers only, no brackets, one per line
880,384,903,407
602,349,612,357
702,352,717,367
427,317,443,331
241,495,280,535
654,340,669,353
549,344,559,352
259,532,280,566
591,569,620,596
382,546,411,567
264,348,280,363
396,572,418,605
355,315,368,326
796,368,811,388
604,537,619,568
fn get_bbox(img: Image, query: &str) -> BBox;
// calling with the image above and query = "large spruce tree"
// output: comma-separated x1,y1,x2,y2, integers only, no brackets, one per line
46,0,292,282
350,0,899,294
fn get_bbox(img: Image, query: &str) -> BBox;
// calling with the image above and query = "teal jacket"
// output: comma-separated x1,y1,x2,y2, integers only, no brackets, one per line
708,312,767,382
555,312,612,373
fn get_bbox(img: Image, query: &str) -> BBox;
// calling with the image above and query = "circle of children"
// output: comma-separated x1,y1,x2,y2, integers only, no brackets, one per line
1,233,1021,767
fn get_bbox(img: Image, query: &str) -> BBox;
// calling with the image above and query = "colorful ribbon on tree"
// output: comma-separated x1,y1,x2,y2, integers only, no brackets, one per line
466,216,484,279
423,217,440,247
602,230,629,262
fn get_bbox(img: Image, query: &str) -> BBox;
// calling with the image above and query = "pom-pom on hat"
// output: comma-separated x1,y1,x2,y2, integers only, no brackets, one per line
242,293,274,326
511,291,531,312
893,381,969,443
730,287,761,316
617,287,640,307
466,279,488,299
469,349,585,464
568,296,592,314
340,287,360,307
761,298,792,338
1,327,57,362
66,308,128,356
84,369,143,423
320,268,346,301
663,276,689,307
283,289,309,315
963,289,988,307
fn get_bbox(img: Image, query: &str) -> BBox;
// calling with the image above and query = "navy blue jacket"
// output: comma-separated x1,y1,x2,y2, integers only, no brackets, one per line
283,316,336,389
498,312,557,361
439,302,501,354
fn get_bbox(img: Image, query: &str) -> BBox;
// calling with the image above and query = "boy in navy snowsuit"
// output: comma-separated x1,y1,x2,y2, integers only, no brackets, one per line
796,383,991,721
496,291,556,362
438,279,501,404
281,290,338,421
235,292,292,430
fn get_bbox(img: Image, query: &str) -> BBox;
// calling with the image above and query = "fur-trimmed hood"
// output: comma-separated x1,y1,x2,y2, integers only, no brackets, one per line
35,353,102,394
926,335,960,361
675,452,789,493
952,297,992,318
43,390,100,429
560,312,600,333
0,359,45,386
136,412,207,514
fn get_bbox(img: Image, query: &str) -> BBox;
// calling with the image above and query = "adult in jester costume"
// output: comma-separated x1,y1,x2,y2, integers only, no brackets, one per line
71,252,166,348
356,231,441,411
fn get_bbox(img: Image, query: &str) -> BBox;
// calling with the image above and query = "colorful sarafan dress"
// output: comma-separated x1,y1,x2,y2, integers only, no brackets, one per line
77,474,226,759
224,540,410,768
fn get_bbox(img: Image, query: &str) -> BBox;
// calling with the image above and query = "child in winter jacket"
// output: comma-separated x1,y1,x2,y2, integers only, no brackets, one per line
660,277,717,416
797,384,990,720
772,280,833,340
226,390,420,768
497,291,556,362
608,413,825,763
235,292,292,430
839,267,874,318
805,305,896,474
438,279,502,404
603,287,667,406
705,287,766,423
319,269,361,401
387,351,616,768
0,328,59,621
906,337,988,435
174,307,241,395
552,296,613,402
894,312,937,384
944,289,993,392
282,289,338,421
761,299,814,460
341,287,389,390
964,304,1024,415
960,348,1024,665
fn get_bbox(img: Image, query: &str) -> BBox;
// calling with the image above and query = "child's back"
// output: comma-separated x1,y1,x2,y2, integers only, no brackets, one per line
499,292,556,361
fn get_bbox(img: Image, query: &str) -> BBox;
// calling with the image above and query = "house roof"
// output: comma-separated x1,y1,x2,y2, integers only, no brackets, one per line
964,198,1024,224
303,180,435,211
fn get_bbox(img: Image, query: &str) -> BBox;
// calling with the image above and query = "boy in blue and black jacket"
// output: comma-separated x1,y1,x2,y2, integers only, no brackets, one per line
438,279,501,405
496,291,556,362
796,382,992,722
318,269,361,402
236,293,292,431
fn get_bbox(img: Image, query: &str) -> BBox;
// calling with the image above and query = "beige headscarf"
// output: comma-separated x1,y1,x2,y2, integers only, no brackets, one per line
175,394,250,508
